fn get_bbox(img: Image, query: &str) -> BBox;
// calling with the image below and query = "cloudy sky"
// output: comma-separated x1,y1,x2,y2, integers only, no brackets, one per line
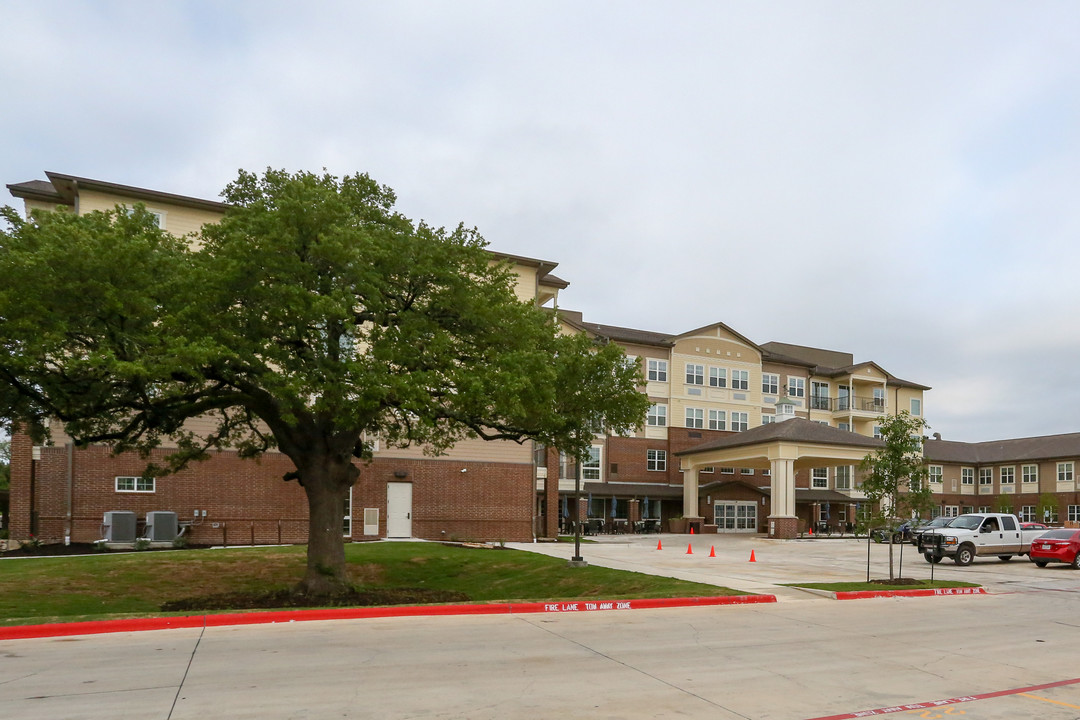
2,1,1079,443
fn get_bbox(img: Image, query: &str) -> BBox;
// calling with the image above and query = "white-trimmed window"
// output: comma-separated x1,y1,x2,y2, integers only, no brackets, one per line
700,466,714,474
343,487,353,536
873,425,882,439
731,412,748,431
835,465,852,490
647,403,667,427
647,449,667,472
838,422,850,432
1058,462,1074,484
740,468,754,475
709,367,727,388
928,465,943,485
1022,465,1038,485
686,363,704,385
1069,505,1080,523
583,446,602,480
1019,505,1035,522
910,398,922,416
787,377,805,397
647,359,668,382
979,468,993,486
721,467,735,474
761,413,775,424
125,205,166,229
810,381,830,410
116,475,155,493
812,468,828,489
731,370,749,390
685,407,704,429
999,466,1015,485
961,467,974,486
762,373,779,395
943,505,959,518
873,387,885,409
708,409,726,431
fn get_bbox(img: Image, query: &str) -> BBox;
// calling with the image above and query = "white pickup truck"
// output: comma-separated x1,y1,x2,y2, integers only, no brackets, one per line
917,513,1047,566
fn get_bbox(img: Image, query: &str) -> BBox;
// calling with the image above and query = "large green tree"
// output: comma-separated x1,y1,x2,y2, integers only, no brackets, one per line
0,169,649,593
859,410,934,580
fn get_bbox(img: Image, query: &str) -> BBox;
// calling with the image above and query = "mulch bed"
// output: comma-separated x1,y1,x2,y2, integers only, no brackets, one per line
161,587,470,612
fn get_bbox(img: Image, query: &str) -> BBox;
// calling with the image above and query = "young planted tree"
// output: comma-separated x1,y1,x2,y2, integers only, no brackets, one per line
0,169,650,594
859,411,934,580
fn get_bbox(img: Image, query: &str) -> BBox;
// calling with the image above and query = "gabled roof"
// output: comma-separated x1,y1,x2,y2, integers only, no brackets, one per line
675,417,884,456
672,321,761,352
7,171,231,213
924,432,1080,465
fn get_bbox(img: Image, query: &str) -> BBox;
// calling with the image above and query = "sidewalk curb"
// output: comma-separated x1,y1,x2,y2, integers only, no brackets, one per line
834,587,987,600
0,594,777,641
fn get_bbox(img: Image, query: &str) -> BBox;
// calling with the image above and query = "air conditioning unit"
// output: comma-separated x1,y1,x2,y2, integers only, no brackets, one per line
145,511,178,542
103,511,137,542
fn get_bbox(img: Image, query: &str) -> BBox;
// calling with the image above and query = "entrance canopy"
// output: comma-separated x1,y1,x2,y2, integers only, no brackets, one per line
675,418,884,538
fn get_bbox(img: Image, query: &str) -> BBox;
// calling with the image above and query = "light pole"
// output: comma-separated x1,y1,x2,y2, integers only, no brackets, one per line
568,453,587,567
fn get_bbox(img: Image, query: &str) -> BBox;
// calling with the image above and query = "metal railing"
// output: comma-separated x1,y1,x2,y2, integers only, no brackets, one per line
809,396,887,413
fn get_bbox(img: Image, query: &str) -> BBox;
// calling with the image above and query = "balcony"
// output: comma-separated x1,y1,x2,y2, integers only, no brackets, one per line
808,395,887,416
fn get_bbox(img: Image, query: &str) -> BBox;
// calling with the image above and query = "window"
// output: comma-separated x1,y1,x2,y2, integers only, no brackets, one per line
647,449,667,472
872,387,885,409
125,205,165,229
647,403,667,427
761,413,775,424
686,363,704,385
873,425,882,439
740,468,754,475
709,367,727,388
731,370,749,390
977,506,990,514
961,467,974,486
685,407,704,429
962,506,973,515
1019,505,1035,522
1058,462,1074,484
762,373,779,394
999,467,1015,485
812,468,828,489
343,488,352,536
910,398,922,416
787,377,805,397
708,409,726,431
838,422,850,432
810,382,830,410
700,466,714,474
116,476,155,493
979,468,993,486
721,467,735,474
583,446,601,480
731,412,748,431
647,359,668,382
943,505,959,518
1069,505,1080,523
1022,465,1038,485
928,465,943,485
835,465,852,490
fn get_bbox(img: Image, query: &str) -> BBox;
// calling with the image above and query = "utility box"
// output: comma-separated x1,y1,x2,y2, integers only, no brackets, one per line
103,511,137,542
145,511,178,542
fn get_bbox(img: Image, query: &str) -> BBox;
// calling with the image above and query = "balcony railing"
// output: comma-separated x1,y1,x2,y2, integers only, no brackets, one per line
809,396,887,413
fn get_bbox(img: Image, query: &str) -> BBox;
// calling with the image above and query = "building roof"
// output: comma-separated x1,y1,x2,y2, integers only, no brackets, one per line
579,482,683,498
675,417,884,456
924,432,1080,465
699,479,855,504
578,321,675,347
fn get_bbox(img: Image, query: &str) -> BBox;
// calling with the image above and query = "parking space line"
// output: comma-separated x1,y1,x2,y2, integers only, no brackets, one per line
1018,692,1080,710
804,676,1080,719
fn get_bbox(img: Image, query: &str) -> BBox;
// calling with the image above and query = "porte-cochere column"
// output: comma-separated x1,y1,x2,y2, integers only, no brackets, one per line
682,466,703,529
768,457,797,538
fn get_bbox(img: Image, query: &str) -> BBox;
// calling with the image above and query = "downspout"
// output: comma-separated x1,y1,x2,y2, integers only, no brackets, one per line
65,442,73,545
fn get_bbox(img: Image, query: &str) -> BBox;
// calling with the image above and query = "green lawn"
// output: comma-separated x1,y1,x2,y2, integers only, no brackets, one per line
0,542,742,625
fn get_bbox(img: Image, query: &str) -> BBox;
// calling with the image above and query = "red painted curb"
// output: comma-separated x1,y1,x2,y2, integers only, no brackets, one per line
0,594,776,641
834,587,987,601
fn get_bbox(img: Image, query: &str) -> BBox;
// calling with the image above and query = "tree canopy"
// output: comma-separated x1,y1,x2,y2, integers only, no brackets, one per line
0,169,650,592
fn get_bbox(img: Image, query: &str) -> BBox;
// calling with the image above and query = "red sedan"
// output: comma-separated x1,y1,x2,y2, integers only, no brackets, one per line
1029,529,1080,568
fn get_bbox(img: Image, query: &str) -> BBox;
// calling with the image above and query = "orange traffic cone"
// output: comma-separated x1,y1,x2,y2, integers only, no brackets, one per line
686,543,693,555
656,538,663,550
808,526,813,536
690,526,695,534
749,550,757,562
708,545,716,558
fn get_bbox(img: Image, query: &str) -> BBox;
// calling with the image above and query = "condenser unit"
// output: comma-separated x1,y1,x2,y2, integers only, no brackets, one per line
103,511,137,542
145,511,178,542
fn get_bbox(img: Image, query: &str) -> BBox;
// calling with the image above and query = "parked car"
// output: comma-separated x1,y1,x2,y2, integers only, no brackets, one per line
1020,522,1050,530
1028,528,1080,568
919,513,1048,565
909,516,955,546
870,520,913,544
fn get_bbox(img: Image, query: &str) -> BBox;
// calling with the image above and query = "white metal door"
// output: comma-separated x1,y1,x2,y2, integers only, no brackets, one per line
386,482,413,538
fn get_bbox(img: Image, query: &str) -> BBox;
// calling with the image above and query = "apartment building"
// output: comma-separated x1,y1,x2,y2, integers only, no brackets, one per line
5,173,565,545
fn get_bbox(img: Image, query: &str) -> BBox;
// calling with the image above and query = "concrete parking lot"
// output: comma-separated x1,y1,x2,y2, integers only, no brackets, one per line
2,535,1079,720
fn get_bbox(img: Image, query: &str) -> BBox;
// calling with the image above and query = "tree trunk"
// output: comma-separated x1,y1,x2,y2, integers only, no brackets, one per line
297,454,356,595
